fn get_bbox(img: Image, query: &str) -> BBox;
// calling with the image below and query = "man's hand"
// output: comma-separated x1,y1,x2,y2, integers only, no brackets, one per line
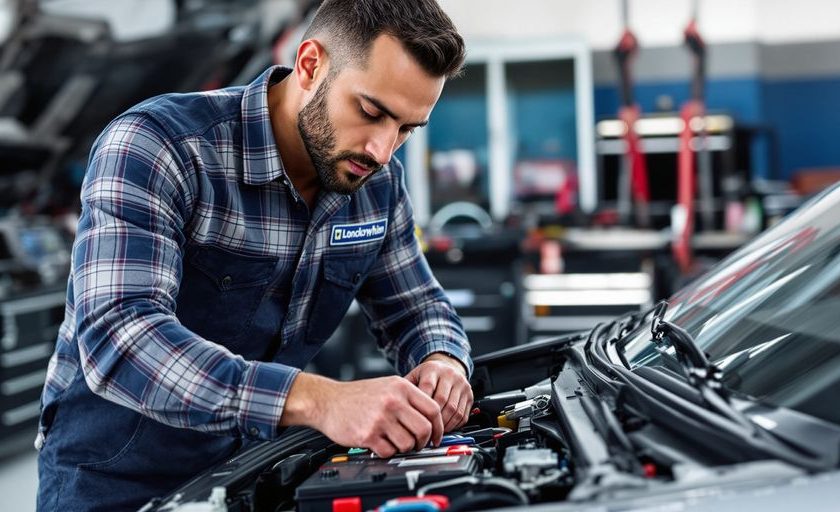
405,353,473,433
281,373,444,458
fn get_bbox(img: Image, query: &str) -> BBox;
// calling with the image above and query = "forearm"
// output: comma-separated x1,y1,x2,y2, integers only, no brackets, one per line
78,296,300,440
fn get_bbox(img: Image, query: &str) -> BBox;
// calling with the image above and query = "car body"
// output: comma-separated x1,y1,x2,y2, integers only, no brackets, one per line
143,183,840,512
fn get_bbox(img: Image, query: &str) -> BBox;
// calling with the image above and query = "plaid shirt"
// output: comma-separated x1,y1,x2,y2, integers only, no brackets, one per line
40,66,471,443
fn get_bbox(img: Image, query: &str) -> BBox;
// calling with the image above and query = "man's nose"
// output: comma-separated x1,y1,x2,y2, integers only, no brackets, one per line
365,126,398,166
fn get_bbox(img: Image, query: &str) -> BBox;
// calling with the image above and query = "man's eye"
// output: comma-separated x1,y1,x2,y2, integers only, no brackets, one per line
360,107,380,121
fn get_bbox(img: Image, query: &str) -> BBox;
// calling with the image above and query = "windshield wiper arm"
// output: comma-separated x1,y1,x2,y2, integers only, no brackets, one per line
649,301,757,432
649,302,832,457
650,301,723,388
591,303,832,471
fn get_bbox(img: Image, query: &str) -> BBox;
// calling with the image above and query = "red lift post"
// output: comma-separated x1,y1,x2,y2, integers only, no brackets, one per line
673,0,711,274
614,0,650,228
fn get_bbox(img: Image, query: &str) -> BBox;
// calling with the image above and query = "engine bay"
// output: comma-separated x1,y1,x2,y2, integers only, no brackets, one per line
292,383,571,512
153,331,823,512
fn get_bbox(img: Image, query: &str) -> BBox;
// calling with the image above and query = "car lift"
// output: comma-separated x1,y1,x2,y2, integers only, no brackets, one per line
673,0,714,274
614,0,650,228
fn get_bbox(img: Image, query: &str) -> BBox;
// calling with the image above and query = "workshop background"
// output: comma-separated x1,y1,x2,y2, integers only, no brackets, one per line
2,0,840,508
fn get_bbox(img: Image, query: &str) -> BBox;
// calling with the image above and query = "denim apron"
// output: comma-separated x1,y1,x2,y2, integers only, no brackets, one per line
36,236,375,511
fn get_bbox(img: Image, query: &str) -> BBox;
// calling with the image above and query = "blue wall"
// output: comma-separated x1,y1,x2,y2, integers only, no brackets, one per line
594,78,764,123
428,92,489,153
510,89,578,161
426,88,579,165
595,75,840,180
763,76,840,177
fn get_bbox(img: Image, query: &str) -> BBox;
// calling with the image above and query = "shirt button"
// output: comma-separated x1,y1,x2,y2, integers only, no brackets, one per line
352,273,362,284
249,427,260,437
221,275,233,288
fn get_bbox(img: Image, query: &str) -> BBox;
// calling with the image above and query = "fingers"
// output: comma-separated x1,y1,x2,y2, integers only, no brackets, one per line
373,382,440,455
358,380,439,457
369,436,400,459
414,368,439,398
436,380,458,431
417,364,468,432
385,421,420,455
408,360,475,436
452,386,474,431
441,381,473,432
411,360,454,414
313,373,462,459
432,375,453,407
395,406,434,450
406,383,444,446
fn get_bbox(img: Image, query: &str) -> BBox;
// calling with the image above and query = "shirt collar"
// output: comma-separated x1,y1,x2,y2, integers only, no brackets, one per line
240,65,292,186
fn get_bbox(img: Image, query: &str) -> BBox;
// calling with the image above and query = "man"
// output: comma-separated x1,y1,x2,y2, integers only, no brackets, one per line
36,1,472,510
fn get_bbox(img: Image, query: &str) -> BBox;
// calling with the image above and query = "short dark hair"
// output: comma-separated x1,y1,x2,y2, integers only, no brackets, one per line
302,0,465,78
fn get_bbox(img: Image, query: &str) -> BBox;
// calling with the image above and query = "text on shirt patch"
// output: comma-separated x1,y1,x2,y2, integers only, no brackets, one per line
331,218,388,246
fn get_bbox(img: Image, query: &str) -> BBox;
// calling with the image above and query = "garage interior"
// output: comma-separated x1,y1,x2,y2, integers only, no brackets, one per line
2,0,840,509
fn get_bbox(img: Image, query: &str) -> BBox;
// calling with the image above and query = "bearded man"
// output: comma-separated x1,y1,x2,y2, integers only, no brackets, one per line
36,1,472,510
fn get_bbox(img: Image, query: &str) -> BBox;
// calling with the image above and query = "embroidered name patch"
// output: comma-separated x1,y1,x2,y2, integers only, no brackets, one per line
331,219,388,246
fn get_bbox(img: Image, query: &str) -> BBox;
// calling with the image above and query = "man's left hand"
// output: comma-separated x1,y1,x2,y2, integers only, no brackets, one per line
405,353,473,434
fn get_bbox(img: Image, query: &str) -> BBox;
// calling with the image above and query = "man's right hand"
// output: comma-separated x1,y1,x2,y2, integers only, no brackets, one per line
280,373,444,458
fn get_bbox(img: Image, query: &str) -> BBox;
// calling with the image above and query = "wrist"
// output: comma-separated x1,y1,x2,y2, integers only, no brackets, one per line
422,352,467,376
280,372,335,428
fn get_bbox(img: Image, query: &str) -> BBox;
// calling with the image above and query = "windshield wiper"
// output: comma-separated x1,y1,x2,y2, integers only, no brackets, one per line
649,301,723,389
647,301,759,433
582,305,835,471
633,301,831,470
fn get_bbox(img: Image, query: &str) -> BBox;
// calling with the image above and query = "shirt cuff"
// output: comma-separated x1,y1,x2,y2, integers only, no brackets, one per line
406,339,474,378
236,361,301,441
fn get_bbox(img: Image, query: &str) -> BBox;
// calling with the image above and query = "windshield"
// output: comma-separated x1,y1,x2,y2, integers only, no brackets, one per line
621,184,840,426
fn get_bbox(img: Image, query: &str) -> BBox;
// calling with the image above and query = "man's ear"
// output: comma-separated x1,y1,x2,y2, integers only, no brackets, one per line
295,39,328,91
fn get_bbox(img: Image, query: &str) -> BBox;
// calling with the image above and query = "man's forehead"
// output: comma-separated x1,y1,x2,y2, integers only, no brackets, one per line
335,37,445,117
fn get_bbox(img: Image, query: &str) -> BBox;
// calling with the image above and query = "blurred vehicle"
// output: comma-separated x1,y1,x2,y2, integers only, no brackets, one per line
0,0,299,214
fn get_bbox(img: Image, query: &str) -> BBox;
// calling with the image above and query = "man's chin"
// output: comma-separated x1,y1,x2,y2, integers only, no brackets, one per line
321,172,366,195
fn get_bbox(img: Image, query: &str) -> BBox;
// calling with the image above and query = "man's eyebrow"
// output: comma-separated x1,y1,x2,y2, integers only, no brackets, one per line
360,94,429,128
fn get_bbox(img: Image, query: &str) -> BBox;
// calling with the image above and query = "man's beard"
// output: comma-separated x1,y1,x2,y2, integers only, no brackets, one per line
298,75,383,195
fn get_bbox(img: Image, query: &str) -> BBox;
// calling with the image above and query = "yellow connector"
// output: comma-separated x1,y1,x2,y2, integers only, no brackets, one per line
497,414,518,430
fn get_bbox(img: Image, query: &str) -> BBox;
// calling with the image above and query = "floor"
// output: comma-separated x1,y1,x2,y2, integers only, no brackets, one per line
0,448,38,511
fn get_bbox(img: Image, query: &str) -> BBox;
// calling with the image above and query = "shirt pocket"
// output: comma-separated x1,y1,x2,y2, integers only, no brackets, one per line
177,243,278,346
305,251,377,344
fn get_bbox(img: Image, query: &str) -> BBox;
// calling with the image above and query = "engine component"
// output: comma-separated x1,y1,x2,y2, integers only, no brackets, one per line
503,446,559,482
504,394,552,420
295,447,481,512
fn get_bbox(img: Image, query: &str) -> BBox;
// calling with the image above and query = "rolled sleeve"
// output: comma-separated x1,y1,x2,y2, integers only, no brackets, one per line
407,341,474,378
237,363,301,440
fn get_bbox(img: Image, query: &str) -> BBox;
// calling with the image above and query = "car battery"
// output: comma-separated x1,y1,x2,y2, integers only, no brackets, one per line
295,445,481,512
